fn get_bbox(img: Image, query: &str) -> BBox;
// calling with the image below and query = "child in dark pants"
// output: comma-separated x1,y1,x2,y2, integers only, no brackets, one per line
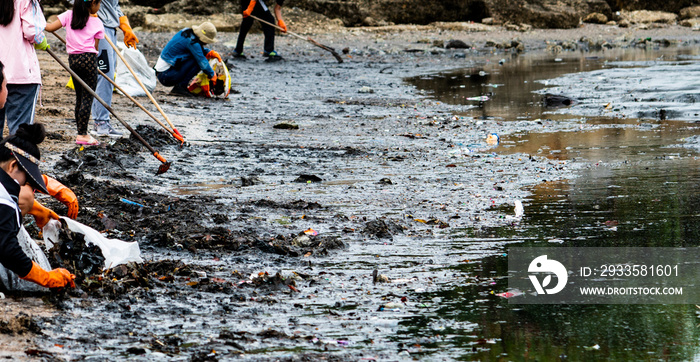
233,0,287,61
46,0,104,145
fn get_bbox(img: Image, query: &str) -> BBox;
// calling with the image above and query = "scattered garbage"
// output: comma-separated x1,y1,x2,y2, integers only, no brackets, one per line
304,228,319,236
486,133,500,145
44,218,143,270
372,269,390,283
358,86,375,93
120,198,147,208
514,200,524,217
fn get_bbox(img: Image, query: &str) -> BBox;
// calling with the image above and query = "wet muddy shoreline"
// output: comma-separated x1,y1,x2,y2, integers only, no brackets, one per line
2,24,699,360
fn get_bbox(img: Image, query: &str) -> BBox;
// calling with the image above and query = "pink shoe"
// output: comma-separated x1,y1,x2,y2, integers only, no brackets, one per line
76,136,100,146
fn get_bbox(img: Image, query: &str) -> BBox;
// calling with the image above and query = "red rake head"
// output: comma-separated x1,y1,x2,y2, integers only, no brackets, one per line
156,162,171,175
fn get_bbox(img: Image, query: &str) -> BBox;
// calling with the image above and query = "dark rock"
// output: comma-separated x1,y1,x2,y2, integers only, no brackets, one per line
126,347,147,355
363,219,403,240
485,0,612,29
445,39,470,49
680,6,700,19
542,94,576,108
610,0,695,13
294,174,323,183
241,176,263,186
583,12,608,23
273,122,299,130
212,213,229,224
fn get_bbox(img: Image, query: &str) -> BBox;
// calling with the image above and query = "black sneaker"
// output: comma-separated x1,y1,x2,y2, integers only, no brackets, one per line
265,55,284,63
232,51,247,60
170,84,192,97
263,50,278,57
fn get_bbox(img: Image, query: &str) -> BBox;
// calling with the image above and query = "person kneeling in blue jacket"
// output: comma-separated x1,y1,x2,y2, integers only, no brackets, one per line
154,22,222,95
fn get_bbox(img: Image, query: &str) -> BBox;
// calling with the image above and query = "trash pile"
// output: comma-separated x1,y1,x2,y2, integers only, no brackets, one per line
46,219,105,284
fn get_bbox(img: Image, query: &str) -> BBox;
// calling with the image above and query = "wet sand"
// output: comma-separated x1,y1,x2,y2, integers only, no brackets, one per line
3,23,698,360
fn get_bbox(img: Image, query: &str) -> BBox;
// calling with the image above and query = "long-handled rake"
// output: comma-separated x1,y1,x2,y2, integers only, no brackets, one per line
50,32,184,146
104,36,186,142
250,15,344,63
45,48,172,175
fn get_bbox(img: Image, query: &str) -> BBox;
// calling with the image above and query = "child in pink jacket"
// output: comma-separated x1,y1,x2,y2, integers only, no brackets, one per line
0,0,49,135
46,0,104,146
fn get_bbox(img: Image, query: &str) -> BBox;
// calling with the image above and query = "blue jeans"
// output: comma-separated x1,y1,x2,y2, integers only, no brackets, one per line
156,57,202,88
91,27,117,122
0,83,39,135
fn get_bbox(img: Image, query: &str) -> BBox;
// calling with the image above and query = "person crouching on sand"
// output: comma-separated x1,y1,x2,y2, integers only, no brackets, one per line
154,22,223,96
0,123,76,290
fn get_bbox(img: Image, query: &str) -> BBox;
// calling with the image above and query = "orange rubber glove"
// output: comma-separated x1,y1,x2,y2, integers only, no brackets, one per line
277,19,287,32
206,50,223,63
119,16,139,48
21,261,76,289
43,175,78,219
243,0,256,17
27,200,59,228
210,74,218,84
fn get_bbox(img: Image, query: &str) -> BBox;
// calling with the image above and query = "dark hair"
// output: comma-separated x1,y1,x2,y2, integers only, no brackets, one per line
71,0,101,30
0,123,45,163
0,0,15,26
0,60,4,85
0,0,41,26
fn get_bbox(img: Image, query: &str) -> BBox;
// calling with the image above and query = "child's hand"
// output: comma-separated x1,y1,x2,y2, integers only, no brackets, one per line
34,37,50,51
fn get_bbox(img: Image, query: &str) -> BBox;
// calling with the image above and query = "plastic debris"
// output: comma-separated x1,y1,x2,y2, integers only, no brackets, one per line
120,198,146,208
496,290,523,299
466,95,490,102
514,200,524,217
304,228,319,236
486,133,500,145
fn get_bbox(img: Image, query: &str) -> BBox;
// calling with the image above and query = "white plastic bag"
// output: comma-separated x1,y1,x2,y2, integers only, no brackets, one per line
43,218,143,270
115,43,156,97
0,227,51,292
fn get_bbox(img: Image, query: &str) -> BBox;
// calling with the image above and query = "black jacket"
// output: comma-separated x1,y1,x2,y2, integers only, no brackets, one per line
0,169,32,278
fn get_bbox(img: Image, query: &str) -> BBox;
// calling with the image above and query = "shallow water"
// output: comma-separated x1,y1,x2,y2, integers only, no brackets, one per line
32,44,700,361
402,47,700,359
407,47,700,122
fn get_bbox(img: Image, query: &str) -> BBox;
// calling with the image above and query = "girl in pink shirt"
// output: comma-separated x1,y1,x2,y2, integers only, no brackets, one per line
0,0,48,135
46,0,104,146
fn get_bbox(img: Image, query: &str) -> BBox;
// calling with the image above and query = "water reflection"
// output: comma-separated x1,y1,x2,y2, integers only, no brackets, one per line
401,47,700,360
406,47,700,122
397,157,700,359
496,122,699,161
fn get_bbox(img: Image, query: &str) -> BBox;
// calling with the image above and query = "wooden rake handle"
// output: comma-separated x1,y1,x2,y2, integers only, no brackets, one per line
249,15,343,63
103,36,183,138
50,32,182,143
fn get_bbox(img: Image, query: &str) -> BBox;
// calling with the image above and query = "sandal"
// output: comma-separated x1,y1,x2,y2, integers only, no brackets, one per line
76,136,100,146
